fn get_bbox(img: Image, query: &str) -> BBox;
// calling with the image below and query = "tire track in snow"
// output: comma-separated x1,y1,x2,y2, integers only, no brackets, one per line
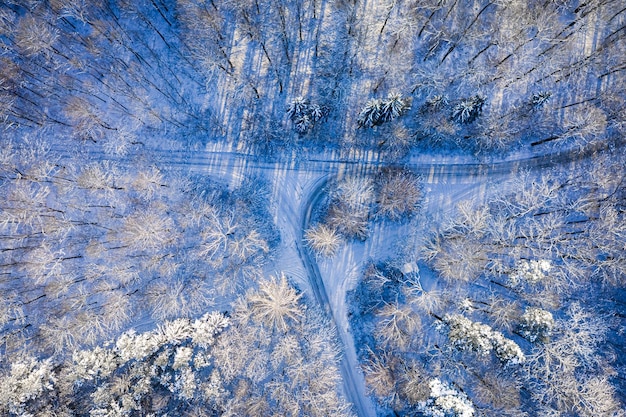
61,134,614,182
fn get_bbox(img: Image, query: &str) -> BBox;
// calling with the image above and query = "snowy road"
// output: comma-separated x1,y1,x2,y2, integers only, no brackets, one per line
297,174,378,417
66,134,609,180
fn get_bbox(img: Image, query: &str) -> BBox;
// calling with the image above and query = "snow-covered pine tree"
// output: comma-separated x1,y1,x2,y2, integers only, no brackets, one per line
451,95,485,123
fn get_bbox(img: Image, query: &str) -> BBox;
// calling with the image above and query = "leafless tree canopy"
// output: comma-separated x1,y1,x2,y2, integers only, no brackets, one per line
349,154,626,416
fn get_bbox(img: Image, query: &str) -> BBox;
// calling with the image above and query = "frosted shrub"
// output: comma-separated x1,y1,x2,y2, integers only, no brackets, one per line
519,307,554,343
192,311,231,348
62,313,230,415
418,378,475,417
111,315,229,366
115,329,163,362
159,318,194,345
305,223,343,257
71,347,121,382
510,259,551,286
202,369,227,406
172,346,193,370
442,314,525,365
174,367,196,399
491,333,526,365
0,281,350,416
443,314,493,356
0,357,56,414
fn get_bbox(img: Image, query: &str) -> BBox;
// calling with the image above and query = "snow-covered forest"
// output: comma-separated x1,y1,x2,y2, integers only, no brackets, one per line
349,154,626,416
0,0,624,416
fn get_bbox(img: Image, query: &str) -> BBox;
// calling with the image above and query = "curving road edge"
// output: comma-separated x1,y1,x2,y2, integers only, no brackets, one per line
297,175,377,417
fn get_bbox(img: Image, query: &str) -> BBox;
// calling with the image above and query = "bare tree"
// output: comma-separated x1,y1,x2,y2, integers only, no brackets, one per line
375,301,421,351
362,349,396,400
375,168,421,220
333,176,375,209
326,202,370,240
146,279,214,320
119,210,177,252
398,362,430,405
525,304,620,416
473,370,522,412
14,15,59,59
324,175,375,240
248,273,303,332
